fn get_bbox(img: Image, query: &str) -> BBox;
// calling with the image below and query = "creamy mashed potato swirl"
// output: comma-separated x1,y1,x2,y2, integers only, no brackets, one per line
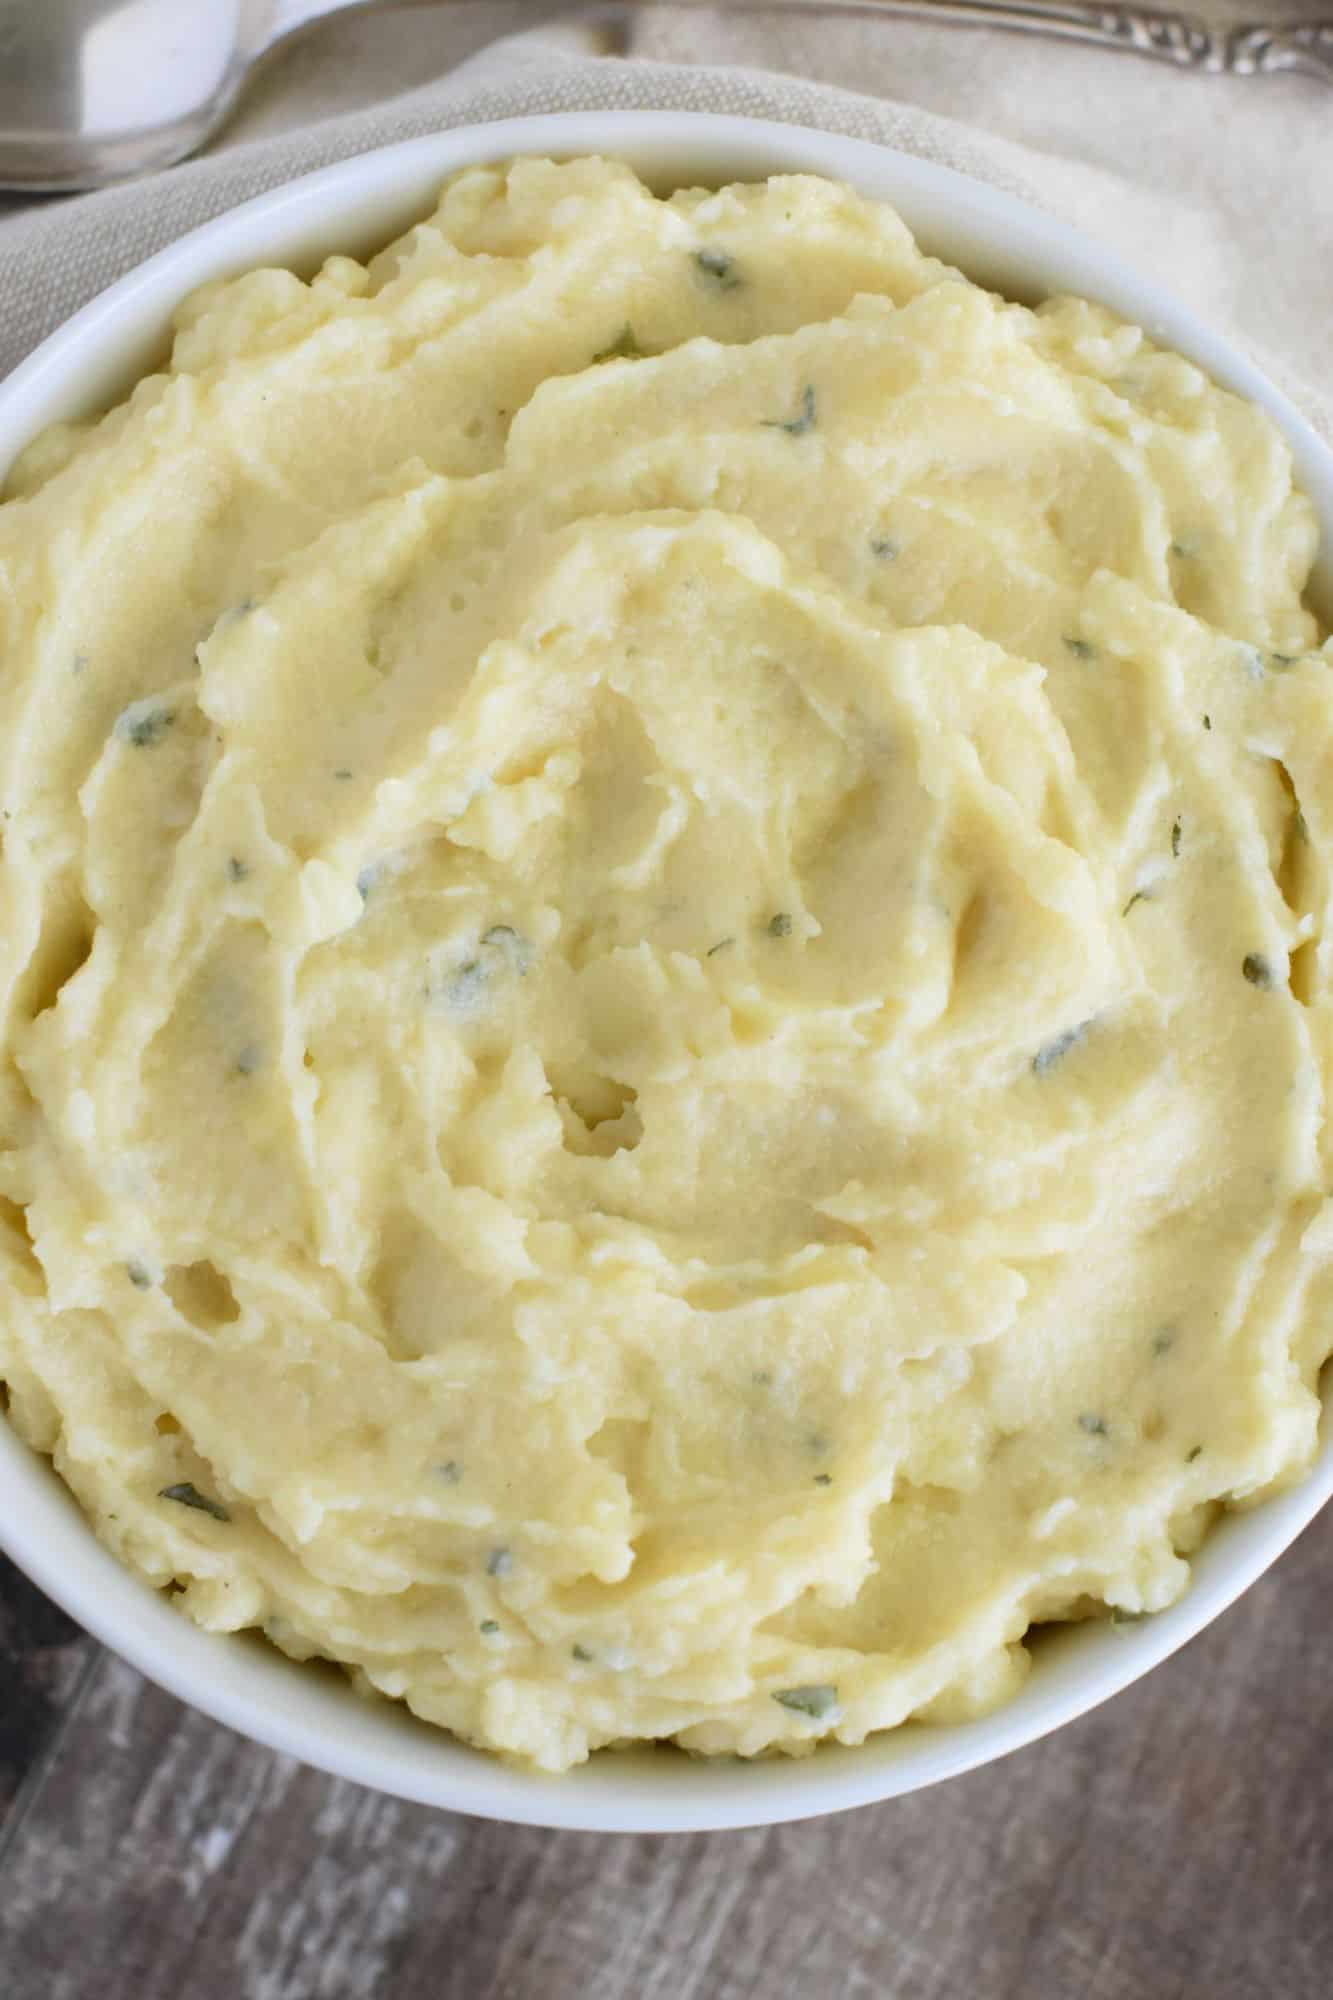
1,159,1330,1771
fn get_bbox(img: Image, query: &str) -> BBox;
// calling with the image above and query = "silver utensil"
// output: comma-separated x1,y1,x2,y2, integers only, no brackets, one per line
2,0,1330,196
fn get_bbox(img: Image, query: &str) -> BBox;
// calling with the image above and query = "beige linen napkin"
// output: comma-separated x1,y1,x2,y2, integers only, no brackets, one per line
0,3,1329,440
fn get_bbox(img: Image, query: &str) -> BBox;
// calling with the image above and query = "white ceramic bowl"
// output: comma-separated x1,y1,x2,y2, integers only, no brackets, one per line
2,111,1330,1834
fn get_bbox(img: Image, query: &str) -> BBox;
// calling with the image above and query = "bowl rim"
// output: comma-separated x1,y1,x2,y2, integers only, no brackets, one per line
1,106,1330,1835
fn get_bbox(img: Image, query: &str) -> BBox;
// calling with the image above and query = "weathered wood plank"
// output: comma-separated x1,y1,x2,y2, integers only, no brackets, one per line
0,1554,95,1829
0,1512,1329,2000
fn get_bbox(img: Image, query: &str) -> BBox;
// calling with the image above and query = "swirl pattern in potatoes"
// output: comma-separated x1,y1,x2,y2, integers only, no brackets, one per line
0,158,1328,1771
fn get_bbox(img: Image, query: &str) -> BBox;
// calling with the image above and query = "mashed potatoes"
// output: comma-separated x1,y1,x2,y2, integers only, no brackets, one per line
1,158,1330,1771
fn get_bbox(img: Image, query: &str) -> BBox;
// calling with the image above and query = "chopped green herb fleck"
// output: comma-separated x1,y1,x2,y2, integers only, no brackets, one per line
1078,1412,1110,1437
593,324,647,363
1242,953,1274,988
226,856,249,883
481,924,531,972
1032,1022,1088,1076
479,1619,500,1635
1062,637,1096,661
438,1460,463,1484
445,958,488,1012
1268,651,1299,670
693,246,741,290
126,1260,152,1289
1152,1328,1176,1357
234,1043,262,1077
159,1481,230,1523
767,912,794,938
1171,817,1182,859
1169,538,1198,559
1186,1445,1203,1463
1203,714,1212,730
870,538,898,559
333,768,353,782
773,1684,840,1721
572,1644,594,1663
116,700,176,748
763,385,817,437
1122,888,1152,917
813,1473,833,1487
706,937,735,958
486,1546,514,1578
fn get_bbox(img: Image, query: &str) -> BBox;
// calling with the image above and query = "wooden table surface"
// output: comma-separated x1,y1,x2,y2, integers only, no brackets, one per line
1,1510,1329,2000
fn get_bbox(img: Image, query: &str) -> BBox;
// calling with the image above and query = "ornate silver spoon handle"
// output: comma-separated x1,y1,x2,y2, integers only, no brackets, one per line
664,3,1333,79
263,3,1333,83
248,2,1333,86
